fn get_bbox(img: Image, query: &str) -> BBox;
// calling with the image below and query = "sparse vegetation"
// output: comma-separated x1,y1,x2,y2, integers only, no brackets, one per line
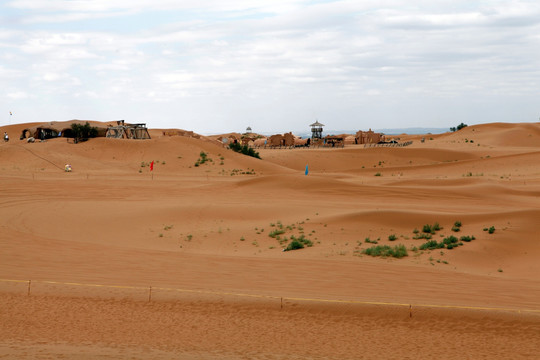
194,151,212,167
443,235,459,249
452,221,462,232
228,142,261,159
419,240,444,250
422,224,435,234
290,234,313,247
364,237,378,244
363,244,408,258
388,234,397,241
420,235,464,250
268,229,286,238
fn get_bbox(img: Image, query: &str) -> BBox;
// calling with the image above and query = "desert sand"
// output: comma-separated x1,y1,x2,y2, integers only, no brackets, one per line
1,121,539,359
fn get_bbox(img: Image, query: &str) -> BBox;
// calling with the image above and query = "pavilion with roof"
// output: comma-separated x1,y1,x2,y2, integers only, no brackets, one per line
310,121,324,140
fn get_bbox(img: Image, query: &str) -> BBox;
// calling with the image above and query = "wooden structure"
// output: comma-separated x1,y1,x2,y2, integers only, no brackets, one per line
323,135,345,148
106,120,151,139
310,121,324,140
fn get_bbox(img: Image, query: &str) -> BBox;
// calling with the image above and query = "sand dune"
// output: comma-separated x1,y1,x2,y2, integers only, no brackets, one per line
1,121,539,359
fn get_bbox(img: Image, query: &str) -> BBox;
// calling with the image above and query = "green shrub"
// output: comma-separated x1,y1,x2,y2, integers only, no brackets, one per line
284,240,304,251
433,222,441,231
363,244,408,258
413,233,432,240
450,123,468,132
451,226,461,232
195,151,212,166
419,240,443,250
364,237,378,244
291,234,313,247
454,221,462,228
460,235,475,242
443,235,458,246
488,226,495,234
388,234,397,241
71,121,98,143
268,229,285,238
228,142,261,159
422,224,433,233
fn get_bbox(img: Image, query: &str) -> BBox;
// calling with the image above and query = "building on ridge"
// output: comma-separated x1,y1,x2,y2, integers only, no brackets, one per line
310,121,324,140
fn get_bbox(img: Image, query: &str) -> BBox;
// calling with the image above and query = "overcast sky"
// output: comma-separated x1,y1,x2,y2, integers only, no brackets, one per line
1,0,539,134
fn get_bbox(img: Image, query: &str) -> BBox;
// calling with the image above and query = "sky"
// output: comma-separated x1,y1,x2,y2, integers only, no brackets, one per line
1,0,540,134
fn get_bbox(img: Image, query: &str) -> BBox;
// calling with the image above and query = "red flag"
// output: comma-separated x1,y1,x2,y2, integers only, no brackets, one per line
150,161,154,171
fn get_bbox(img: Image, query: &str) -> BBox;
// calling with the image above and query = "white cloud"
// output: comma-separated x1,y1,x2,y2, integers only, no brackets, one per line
2,1,540,132
7,91,28,99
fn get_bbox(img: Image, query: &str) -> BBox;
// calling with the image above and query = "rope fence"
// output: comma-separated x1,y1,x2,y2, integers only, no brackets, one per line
1,278,539,316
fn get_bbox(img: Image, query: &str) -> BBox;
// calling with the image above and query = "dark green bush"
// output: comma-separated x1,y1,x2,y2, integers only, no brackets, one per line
450,123,468,132
228,142,261,159
363,244,408,258
71,122,98,143
443,236,458,246
291,234,313,247
419,240,443,250
460,235,475,242
488,226,495,234
422,224,433,233
284,240,304,251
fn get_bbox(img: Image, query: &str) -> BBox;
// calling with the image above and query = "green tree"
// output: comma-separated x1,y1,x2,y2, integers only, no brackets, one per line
450,123,468,132
71,122,98,143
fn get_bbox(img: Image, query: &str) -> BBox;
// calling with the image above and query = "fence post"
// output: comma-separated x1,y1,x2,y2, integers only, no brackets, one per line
148,286,152,302
27,280,31,296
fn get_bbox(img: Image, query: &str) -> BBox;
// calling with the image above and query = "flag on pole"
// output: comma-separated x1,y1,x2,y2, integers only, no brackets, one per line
305,165,309,175
150,161,154,171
